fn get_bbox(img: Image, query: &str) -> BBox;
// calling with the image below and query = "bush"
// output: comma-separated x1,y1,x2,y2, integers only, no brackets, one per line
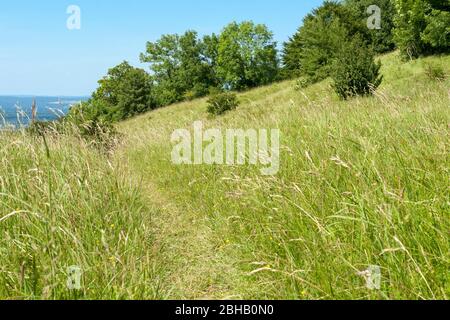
64,102,119,150
26,120,61,136
207,91,240,116
331,36,383,100
425,63,447,81
294,77,310,90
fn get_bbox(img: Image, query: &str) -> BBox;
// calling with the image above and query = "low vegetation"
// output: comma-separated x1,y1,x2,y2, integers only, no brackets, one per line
116,52,450,299
1,0,449,300
207,91,240,116
331,36,383,99
1,51,448,301
0,125,164,299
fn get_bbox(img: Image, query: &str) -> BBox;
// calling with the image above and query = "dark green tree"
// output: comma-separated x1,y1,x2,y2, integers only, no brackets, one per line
425,0,450,11
89,61,154,122
394,0,431,58
217,21,279,90
422,8,450,49
331,36,383,99
140,31,217,106
282,1,367,82
282,30,303,78
345,0,397,53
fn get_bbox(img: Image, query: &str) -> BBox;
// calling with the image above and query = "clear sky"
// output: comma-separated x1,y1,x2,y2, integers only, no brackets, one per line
0,0,324,96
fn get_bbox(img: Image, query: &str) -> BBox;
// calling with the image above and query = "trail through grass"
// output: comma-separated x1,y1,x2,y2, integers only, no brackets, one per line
118,52,450,299
1,52,448,299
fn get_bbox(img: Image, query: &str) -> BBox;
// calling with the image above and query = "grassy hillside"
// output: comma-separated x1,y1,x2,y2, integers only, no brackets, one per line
118,52,450,300
1,52,449,299
0,130,164,299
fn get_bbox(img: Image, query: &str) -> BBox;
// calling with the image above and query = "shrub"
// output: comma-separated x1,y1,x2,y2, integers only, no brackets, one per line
207,91,240,116
425,63,447,81
294,77,310,90
64,102,119,150
331,36,383,100
26,120,61,136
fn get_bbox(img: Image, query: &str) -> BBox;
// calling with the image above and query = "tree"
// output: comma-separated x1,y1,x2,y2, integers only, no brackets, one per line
394,0,431,58
425,0,450,11
202,33,220,78
394,0,450,58
422,8,450,49
282,1,367,82
140,31,217,106
331,36,383,99
87,61,153,122
345,0,397,53
282,29,303,78
217,21,279,90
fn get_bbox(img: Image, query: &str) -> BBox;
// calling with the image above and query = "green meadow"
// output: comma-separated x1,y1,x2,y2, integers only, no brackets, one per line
0,52,449,300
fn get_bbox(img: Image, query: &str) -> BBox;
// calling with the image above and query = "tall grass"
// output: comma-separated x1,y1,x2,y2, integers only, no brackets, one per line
119,53,449,299
0,53,448,300
0,126,164,299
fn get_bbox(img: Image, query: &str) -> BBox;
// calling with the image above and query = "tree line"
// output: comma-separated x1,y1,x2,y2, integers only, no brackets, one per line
69,0,449,125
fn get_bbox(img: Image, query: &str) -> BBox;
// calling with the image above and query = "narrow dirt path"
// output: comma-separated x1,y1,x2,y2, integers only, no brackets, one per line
116,152,248,299
140,182,235,299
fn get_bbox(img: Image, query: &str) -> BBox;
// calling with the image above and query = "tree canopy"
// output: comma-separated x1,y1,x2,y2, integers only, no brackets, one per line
283,1,368,83
216,21,279,90
69,1,449,126
140,31,217,106
394,0,450,58
90,61,154,122
345,0,397,53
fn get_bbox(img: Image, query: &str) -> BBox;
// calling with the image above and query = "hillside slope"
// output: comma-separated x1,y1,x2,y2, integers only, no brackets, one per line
117,52,450,299
1,53,448,300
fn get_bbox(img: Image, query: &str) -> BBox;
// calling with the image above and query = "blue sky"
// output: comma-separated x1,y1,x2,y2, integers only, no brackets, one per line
0,0,324,96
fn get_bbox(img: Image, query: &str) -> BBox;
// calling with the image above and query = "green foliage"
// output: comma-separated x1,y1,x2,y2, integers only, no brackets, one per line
66,102,117,138
394,0,450,58
206,91,240,116
345,0,397,53
422,9,450,49
331,36,383,99
424,62,447,80
140,31,218,106
394,0,431,58
140,24,280,104
281,31,303,79
425,0,450,11
283,1,368,83
62,61,150,147
90,61,154,122
217,21,279,90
